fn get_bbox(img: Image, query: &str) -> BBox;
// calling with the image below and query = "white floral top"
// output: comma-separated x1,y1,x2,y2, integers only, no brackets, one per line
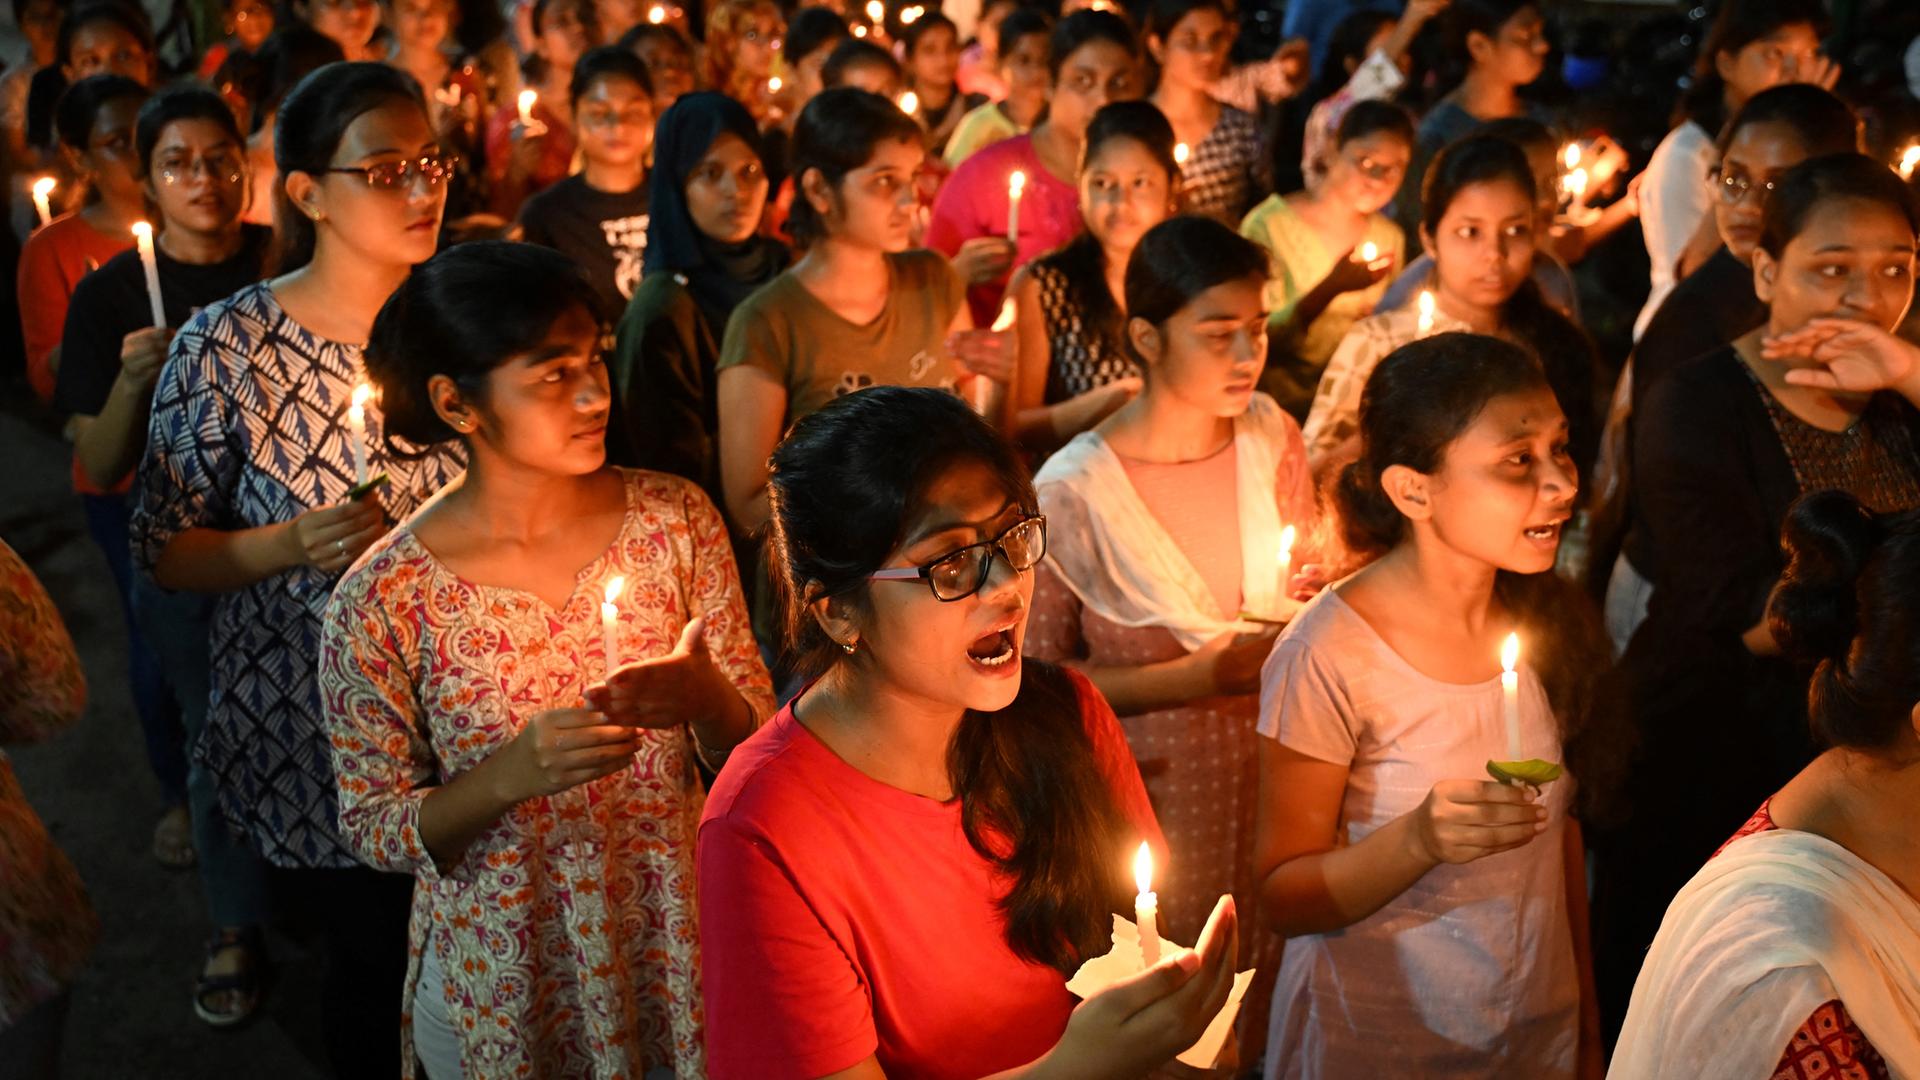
320,469,774,1078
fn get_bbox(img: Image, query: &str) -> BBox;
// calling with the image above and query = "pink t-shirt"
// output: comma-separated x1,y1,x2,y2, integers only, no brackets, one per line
925,133,1080,328
698,664,1163,1078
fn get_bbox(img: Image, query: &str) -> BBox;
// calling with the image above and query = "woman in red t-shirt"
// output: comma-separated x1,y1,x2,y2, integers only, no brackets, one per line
698,386,1241,1079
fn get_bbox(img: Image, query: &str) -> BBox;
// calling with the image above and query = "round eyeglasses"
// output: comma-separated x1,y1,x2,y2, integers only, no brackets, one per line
868,515,1047,602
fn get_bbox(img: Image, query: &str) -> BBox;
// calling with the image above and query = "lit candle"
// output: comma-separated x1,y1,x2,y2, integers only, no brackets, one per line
1900,144,1920,182
865,0,883,22
968,298,1018,416
1561,142,1581,172
1565,167,1589,212
768,75,782,94
1500,632,1521,761
852,23,867,36
346,383,372,486
1275,524,1296,604
130,222,166,329
601,576,626,681
31,176,54,227
900,3,922,22
647,2,664,20
897,90,918,115
1355,240,1377,264
1173,141,1190,167
517,88,537,125
1006,169,1025,244
1132,842,1161,966
1416,289,1435,337
989,296,1016,332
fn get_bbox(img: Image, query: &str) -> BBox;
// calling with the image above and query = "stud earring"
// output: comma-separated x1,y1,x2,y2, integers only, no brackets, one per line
839,638,858,655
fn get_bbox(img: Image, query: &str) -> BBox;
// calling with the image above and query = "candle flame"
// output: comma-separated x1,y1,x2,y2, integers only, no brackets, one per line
131,220,153,239
604,575,626,606
647,2,664,19
1562,142,1580,170
897,90,917,114
768,75,782,93
852,23,867,35
900,3,922,22
1900,144,1920,181
1008,169,1025,195
1358,240,1377,263
32,176,54,198
990,297,1016,331
517,89,537,119
1418,289,1434,320
1132,841,1153,895
1173,141,1190,166
1500,632,1520,675
1566,167,1588,199
351,383,373,409
1277,524,1296,562
866,0,882,20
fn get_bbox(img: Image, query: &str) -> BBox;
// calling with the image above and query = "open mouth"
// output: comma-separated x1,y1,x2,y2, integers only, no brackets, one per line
966,627,1017,669
1523,520,1566,545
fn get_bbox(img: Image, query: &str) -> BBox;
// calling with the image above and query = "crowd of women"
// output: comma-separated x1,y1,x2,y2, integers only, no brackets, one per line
3,0,1919,1076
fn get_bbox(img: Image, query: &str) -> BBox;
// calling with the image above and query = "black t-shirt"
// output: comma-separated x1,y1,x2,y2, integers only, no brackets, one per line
53,223,272,417
516,174,652,324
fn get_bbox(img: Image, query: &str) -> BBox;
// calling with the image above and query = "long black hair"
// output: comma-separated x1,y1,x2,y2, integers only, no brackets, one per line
1038,100,1178,362
1769,490,1920,753
1336,333,1624,817
1123,215,1268,365
1675,0,1829,133
1421,134,1601,476
766,386,1135,972
270,60,428,274
364,240,598,454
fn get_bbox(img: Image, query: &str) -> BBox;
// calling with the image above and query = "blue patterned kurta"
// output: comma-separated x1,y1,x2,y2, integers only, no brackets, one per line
132,281,465,869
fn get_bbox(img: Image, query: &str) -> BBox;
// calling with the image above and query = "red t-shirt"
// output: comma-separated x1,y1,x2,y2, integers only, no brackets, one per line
17,212,132,404
924,134,1080,329
698,665,1163,1079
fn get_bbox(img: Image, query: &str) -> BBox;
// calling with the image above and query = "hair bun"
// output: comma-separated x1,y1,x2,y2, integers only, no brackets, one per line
1768,490,1881,664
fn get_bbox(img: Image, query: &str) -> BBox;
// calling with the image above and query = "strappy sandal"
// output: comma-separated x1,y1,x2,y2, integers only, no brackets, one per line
193,928,265,1028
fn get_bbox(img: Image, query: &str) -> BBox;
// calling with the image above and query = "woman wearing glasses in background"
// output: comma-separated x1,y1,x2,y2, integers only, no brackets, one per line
131,62,465,1077
699,386,1241,1078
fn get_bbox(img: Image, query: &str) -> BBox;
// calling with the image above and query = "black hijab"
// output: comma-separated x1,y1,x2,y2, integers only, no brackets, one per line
645,91,790,333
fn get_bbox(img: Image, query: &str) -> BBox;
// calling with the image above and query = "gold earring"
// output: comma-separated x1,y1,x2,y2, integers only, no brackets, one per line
839,638,858,655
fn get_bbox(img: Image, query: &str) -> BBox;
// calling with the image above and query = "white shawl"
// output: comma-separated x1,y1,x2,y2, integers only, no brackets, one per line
1609,828,1920,1080
1034,393,1293,652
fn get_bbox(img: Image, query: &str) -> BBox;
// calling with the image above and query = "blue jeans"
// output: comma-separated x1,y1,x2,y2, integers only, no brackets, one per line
130,574,270,930
79,492,187,806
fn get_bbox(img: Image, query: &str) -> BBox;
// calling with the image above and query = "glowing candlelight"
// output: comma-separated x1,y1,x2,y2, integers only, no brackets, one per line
601,576,626,681
1416,289,1435,337
346,383,372,486
768,75,782,94
1561,142,1580,171
647,2,664,19
1355,240,1377,264
1900,144,1920,182
1132,842,1161,966
1274,524,1297,610
899,3,922,22
1565,167,1589,210
865,0,882,21
517,88,537,125
31,176,54,226
130,222,166,329
1173,141,1190,166
852,23,867,36
990,297,1016,332
1500,633,1521,761
1007,169,1025,244
897,90,918,115
432,83,462,109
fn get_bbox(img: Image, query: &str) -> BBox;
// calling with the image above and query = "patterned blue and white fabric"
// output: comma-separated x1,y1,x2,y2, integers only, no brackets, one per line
132,282,464,869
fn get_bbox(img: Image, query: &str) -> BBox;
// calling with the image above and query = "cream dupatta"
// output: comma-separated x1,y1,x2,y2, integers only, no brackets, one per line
1034,393,1296,652
1609,828,1920,1079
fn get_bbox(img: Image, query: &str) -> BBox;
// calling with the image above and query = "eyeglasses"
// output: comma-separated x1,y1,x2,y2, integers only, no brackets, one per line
322,152,458,190
1710,166,1776,206
158,152,245,186
868,515,1047,602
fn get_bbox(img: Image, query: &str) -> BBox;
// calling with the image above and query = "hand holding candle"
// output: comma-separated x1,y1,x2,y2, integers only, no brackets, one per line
31,177,54,227
600,576,625,682
1006,169,1025,244
131,222,166,329
1486,631,1562,787
517,88,537,125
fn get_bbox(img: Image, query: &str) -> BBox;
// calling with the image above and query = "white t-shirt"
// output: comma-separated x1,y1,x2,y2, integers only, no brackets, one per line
1257,590,1580,1079
1635,120,1716,340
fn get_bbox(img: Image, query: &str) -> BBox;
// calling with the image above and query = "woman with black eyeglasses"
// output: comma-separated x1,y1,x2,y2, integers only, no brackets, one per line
700,385,1241,1078
131,61,464,1078
51,84,274,1031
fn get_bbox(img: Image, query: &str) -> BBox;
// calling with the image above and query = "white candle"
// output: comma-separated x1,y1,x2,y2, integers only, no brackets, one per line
1132,842,1161,966
517,89,537,125
131,222,166,329
1416,290,1435,337
1355,240,1377,264
31,177,54,227
1173,141,1190,167
1500,632,1521,761
1899,145,1920,182
1006,170,1025,244
897,90,918,115
1565,167,1589,212
601,576,626,681
1275,524,1296,605
346,383,372,486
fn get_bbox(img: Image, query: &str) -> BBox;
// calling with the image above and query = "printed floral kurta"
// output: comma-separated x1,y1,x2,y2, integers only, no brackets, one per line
0,541,96,1027
321,468,774,1078
132,281,465,868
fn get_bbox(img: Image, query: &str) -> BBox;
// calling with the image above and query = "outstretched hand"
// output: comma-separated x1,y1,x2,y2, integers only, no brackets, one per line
586,614,742,731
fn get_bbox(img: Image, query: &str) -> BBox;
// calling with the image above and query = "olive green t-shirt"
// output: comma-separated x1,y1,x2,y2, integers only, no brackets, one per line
716,248,968,423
